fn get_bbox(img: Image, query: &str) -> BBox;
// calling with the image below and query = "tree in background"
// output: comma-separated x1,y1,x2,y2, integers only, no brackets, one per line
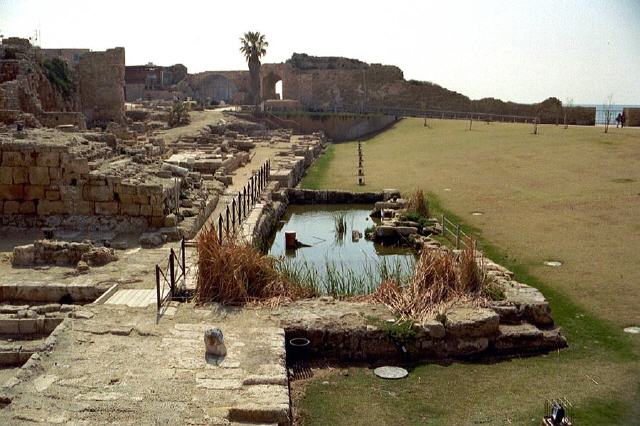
239,32,268,109
563,98,574,129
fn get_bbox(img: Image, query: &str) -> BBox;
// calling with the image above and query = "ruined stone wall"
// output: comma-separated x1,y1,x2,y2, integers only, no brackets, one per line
271,112,399,141
179,71,247,104
38,112,86,129
78,48,125,127
0,140,176,228
623,108,640,127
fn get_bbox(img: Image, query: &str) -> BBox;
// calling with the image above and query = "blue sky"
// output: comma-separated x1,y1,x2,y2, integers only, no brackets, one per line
1,0,638,104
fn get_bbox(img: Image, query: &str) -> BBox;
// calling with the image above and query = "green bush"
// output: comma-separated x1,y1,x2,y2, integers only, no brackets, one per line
42,58,73,96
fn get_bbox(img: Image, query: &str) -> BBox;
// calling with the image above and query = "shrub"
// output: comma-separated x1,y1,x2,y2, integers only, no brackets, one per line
373,242,491,323
168,101,191,128
196,225,315,305
407,189,430,218
42,58,73,96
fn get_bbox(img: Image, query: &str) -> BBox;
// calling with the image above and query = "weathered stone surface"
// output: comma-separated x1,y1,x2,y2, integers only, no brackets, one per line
28,166,50,185
444,307,500,338
139,232,165,248
494,323,543,352
80,247,118,267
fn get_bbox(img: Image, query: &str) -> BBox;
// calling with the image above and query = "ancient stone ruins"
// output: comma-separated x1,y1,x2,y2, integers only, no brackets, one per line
0,36,570,424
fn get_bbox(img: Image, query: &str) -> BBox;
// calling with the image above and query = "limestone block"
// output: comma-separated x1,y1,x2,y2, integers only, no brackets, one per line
45,190,61,201
115,183,137,194
82,185,114,202
0,167,13,184
151,205,164,217
494,323,543,352
138,183,162,197
49,167,62,181
444,307,500,338
36,152,60,167
0,184,25,200
73,201,94,215
2,151,27,167
19,200,36,214
139,204,152,216
11,244,35,266
24,185,45,200
29,167,50,185
62,159,89,175
95,201,118,215
120,203,140,216
4,200,19,214
81,247,118,266
37,200,67,215
12,167,28,184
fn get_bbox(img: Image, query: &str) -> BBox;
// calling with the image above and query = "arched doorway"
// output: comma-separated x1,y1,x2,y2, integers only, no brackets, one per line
261,72,283,101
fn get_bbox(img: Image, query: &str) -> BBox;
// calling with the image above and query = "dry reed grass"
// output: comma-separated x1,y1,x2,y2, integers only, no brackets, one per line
196,225,316,305
373,241,489,322
407,189,430,218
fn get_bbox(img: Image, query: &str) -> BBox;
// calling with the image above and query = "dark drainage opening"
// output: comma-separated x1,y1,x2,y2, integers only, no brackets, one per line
287,337,310,364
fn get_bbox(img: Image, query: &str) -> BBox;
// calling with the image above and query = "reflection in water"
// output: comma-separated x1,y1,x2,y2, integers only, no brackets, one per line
267,205,416,292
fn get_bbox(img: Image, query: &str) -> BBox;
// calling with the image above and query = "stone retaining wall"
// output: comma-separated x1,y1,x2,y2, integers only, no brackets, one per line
276,299,566,363
0,140,178,228
284,188,399,204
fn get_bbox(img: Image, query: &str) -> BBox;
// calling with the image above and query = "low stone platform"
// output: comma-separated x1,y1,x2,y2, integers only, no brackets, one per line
0,304,289,425
272,298,566,362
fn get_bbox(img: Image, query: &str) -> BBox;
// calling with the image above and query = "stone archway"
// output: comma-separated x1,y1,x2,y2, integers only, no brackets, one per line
261,71,283,101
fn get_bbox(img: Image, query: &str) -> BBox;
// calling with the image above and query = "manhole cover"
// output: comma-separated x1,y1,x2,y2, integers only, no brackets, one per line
471,211,483,216
374,366,408,380
624,326,640,334
544,261,562,267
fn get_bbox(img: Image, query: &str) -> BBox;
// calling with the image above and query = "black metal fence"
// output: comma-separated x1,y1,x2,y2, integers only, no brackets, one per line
155,238,186,312
215,160,271,244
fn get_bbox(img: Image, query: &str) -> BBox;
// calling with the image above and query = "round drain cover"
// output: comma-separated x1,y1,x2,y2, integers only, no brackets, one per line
544,261,562,267
624,326,640,334
374,366,408,380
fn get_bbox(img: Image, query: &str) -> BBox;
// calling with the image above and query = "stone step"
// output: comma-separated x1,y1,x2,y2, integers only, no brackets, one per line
104,289,159,308
0,282,107,304
0,316,63,336
0,336,49,367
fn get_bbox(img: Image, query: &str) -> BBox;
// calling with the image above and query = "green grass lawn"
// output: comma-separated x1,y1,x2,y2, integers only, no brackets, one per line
297,118,640,425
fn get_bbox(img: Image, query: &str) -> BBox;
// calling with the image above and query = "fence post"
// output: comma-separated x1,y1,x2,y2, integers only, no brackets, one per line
181,238,186,282
225,205,230,235
218,214,223,244
232,199,236,230
243,187,247,217
441,214,446,238
155,264,160,311
169,249,175,297
456,224,461,249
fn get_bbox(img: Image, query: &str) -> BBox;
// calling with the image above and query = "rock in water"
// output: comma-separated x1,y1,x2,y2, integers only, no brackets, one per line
204,328,227,357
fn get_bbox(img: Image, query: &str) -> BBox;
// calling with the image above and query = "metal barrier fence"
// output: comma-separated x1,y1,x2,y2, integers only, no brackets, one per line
267,105,538,125
215,160,271,244
440,214,473,250
155,238,186,312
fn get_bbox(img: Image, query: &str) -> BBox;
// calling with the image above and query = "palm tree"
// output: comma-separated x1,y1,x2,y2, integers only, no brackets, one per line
239,32,268,107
